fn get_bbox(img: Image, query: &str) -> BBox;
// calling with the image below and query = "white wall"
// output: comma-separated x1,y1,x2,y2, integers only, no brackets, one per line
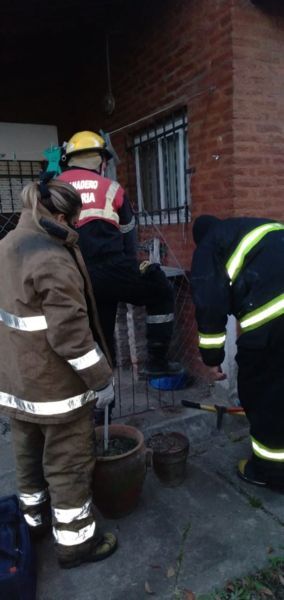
0,123,58,160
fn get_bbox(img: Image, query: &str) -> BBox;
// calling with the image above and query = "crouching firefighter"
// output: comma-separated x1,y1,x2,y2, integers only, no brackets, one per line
0,176,117,568
57,130,186,424
190,214,284,488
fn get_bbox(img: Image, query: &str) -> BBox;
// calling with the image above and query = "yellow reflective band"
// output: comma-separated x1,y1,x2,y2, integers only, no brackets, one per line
252,437,284,462
240,293,284,331
52,521,96,546
198,332,226,349
226,223,284,283
68,346,103,371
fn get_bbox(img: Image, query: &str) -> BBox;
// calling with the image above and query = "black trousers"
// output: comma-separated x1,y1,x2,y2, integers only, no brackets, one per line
236,317,284,485
87,255,175,363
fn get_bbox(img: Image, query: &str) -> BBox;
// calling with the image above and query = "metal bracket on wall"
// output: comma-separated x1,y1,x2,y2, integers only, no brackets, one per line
137,237,167,262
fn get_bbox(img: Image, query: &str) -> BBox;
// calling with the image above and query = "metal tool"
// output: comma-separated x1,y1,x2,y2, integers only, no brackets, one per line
104,405,109,452
181,399,245,430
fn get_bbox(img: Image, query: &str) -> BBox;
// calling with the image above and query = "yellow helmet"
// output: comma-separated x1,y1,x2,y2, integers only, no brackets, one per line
65,131,112,160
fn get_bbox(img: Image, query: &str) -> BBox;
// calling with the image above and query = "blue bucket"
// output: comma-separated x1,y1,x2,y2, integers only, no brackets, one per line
149,372,193,391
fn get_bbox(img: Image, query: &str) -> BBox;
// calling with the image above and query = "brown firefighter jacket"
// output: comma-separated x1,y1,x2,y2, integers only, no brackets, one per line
0,205,112,424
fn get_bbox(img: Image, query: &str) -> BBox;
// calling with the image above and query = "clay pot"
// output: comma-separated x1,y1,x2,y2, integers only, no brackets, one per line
147,431,189,487
92,424,150,518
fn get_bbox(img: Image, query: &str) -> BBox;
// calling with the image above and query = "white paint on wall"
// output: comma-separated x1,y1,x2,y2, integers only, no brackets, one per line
217,314,239,405
0,122,58,160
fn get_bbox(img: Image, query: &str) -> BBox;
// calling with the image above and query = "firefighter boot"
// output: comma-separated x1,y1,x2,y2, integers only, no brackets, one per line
141,342,186,378
58,531,118,569
237,458,267,487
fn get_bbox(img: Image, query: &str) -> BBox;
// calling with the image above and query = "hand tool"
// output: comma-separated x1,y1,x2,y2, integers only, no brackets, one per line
181,399,245,430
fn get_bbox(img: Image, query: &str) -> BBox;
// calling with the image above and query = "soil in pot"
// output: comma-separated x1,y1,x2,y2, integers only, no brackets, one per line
147,432,189,487
93,425,148,518
95,435,138,457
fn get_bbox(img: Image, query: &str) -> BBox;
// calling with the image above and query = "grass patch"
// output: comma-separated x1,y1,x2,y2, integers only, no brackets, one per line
248,495,263,509
197,557,284,599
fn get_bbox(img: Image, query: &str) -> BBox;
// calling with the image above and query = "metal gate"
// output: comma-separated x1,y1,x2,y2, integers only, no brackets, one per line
0,162,190,419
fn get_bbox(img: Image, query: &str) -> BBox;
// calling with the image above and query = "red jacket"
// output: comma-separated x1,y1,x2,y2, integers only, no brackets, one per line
58,168,137,264
59,168,124,229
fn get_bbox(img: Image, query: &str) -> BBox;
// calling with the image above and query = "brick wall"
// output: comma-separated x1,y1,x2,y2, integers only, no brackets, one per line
232,0,284,220
78,0,235,377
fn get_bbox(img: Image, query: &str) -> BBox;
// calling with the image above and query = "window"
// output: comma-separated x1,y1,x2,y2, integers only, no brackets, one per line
133,109,189,224
0,160,41,213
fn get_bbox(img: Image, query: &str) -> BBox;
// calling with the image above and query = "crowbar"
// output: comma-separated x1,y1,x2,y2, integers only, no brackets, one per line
181,399,245,430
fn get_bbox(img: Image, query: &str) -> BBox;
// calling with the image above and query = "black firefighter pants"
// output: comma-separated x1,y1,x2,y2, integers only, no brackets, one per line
236,317,284,485
10,406,99,559
87,255,175,364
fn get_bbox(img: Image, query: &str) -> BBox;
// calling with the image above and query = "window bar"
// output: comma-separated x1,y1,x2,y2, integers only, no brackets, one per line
19,160,23,189
172,112,179,224
154,119,161,220
7,161,14,212
162,116,170,225
146,127,154,223
183,110,189,224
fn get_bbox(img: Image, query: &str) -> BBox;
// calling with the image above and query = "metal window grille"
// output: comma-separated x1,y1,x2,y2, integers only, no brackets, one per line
0,160,41,213
0,160,41,238
128,108,189,225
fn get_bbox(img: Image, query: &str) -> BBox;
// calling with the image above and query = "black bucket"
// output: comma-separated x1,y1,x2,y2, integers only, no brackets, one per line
147,432,189,487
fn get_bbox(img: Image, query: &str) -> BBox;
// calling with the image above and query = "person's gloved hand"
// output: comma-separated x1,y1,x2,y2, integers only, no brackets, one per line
95,382,115,409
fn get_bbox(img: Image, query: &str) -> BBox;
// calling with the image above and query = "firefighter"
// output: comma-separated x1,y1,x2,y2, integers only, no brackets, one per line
190,214,284,488
57,130,185,422
0,176,117,568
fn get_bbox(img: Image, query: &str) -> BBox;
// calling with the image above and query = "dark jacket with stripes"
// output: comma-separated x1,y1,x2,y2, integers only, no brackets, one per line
0,206,112,424
190,216,284,366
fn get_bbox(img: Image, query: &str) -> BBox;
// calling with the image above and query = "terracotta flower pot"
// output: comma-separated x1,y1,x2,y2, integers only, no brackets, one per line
92,424,150,518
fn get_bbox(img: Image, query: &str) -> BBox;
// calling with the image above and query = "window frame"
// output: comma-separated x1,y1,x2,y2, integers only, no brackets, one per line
133,111,189,225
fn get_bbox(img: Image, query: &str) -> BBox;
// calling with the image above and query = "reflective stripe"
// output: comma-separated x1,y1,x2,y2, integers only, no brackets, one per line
53,499,92,524
252,437,284,462
78,207,119,225
198,332,226,349
53,521,96,546
119,216,135,234
20,489,48,506
0,390,94,416
226,223,284,283
24,513,43,527
78,180,120,226
0,309,47,331
240,294,284,331
68,346,103,371
146,313,174,324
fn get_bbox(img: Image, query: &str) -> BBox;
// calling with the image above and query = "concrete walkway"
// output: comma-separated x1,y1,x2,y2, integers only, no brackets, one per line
1,383,284,600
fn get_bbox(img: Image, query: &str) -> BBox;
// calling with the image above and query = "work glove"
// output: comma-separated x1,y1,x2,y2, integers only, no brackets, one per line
95,381,115,409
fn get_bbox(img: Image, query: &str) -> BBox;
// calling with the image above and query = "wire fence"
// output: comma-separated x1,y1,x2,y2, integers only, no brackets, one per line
0,165,199,420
